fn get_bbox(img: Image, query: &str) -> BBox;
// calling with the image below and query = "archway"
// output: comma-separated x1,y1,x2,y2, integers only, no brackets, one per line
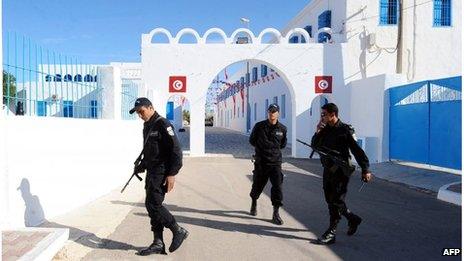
167,94,190,152
204,60,294,156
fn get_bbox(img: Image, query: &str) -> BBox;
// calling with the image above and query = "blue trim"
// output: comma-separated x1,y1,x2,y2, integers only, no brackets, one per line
379,0,398,25
433,0,452,27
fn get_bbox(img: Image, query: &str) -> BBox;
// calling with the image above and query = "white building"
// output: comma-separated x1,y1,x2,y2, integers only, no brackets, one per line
214,0,461,167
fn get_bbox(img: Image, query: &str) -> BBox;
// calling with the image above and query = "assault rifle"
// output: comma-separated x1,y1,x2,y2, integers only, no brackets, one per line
120,152,144,193
296,139,355,177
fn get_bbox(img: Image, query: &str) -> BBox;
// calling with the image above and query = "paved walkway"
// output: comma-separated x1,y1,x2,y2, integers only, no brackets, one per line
41,127,460,260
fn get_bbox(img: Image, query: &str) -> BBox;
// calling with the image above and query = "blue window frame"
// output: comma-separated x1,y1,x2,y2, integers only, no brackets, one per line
318,32,332,43
54,74,62,82
379,0,398,25
318,10,332,29
74,74,82,82
433,0,451,26
252,67,258,82
289,35,299,44
90,100,98,118
64,74,72,82
166,101,174,120
304,25,312,38
265,99,269,118
84,74,93,82
37,101,47,116
261,65,268,77
254,102,257,121
63,100,73,118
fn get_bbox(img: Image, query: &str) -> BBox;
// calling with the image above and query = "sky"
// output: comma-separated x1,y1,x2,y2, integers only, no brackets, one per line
4,0,311,64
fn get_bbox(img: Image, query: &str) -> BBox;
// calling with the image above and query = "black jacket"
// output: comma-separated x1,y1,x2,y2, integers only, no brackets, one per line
311,119,370,174
249,120,287,165
142,112,183,175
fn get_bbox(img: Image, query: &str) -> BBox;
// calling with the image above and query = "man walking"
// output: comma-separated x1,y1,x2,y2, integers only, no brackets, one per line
311,103,372,245
129,97,188,256
249,103,287,225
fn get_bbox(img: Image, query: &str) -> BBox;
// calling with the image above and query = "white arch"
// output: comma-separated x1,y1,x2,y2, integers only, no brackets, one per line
230,28,256,44
203,28,229,44
146,28,173,45
257,28,282,44
285,28,310,44
174,28,202,44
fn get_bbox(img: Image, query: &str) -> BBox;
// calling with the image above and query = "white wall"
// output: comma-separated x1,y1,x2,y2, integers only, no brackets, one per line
349,73,405,163
3,116,141,228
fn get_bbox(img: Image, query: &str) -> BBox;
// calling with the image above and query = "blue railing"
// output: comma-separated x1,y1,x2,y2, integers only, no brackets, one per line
2,32,103,119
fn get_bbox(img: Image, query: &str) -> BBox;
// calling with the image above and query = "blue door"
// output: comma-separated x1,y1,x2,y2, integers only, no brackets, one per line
37,101,47,117
90,100,98,118
63,101,73,118
166,101,174,120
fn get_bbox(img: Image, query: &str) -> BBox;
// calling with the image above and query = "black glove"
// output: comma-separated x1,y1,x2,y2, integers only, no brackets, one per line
134,163,145,174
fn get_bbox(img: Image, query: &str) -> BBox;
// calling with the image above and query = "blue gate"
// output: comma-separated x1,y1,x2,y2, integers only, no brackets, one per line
389,76,461,170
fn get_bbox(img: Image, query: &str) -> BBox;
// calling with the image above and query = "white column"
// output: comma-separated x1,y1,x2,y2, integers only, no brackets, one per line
189,100,205,156
99,66,122,120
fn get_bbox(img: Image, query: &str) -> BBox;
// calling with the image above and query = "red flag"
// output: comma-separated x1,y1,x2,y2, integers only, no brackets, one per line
315,76,332,93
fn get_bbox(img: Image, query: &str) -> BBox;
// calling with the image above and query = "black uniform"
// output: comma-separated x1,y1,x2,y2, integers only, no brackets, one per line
249,120,287,206
311,119,369,226
142,112,182,233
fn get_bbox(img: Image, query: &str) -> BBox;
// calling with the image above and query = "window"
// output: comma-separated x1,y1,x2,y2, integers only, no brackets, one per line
318,10,332,29
37,101,47,116
304,25,312,38
74,74,82,82
246,73,250,84
261,65,268,77
45,75,52,82
281,94,286,118
252,67,258,82
265,99,269,118
90,100,98,119
63,100,73,118
254,102,257,121
166,101,174,120
318,32,332,43
289,35,299,44
54,74,62,82
379,0,398,25
94,75,98,82
433,0,451,26
84,74,93,82
273,96,278,105
64,74,72,82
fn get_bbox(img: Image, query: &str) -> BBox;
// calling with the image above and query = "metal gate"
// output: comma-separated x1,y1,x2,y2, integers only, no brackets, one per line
389,76,461,170
121,80,140,120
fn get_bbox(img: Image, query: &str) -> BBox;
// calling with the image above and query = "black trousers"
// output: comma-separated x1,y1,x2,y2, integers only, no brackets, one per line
249,162,283,207
323,168,355,225
145,172,175,233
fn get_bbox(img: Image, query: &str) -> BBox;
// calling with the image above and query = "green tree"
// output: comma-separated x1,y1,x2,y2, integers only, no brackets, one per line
3,70,17,104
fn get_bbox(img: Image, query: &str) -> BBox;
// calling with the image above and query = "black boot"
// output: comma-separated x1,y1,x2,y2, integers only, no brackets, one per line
347,214,362,236
136,232,166,256
168,223,189,252
313,228,336,245
271,206,283,225
250,199,257,216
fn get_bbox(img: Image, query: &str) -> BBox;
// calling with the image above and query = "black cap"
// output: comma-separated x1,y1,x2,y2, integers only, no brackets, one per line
129,97,152,114
268,103,280,112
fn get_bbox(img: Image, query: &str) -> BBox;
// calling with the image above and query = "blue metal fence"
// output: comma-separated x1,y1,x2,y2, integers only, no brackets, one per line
121,79,139,120
2,32,103,118
389,76,461,170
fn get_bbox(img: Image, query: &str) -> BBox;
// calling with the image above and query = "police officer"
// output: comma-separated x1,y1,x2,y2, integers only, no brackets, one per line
311,103,372,245
249,103,287,225
129,97,188,256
